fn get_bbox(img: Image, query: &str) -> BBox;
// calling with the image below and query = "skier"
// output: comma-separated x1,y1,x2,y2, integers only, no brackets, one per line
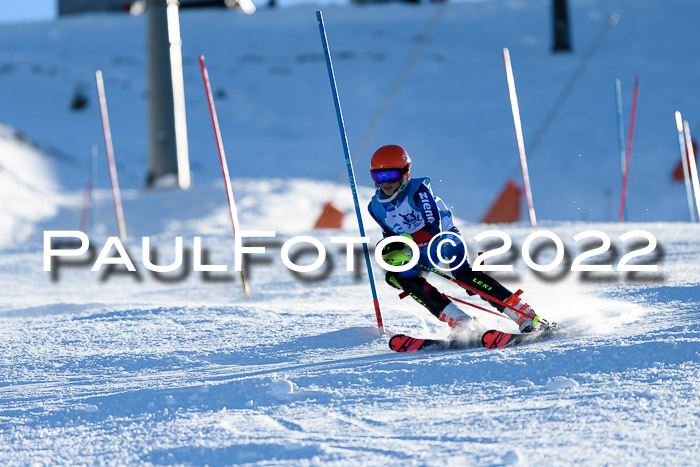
367,144,544,336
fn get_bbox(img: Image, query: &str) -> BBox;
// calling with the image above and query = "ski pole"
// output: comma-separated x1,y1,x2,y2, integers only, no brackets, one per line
397,286,511,321
445,293,513,321
446,294,511,321
415,261,549,324
407,262,550,326
317,11,384,335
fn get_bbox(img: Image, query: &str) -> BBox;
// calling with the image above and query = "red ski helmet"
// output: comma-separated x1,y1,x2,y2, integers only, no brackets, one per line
370,145,411,184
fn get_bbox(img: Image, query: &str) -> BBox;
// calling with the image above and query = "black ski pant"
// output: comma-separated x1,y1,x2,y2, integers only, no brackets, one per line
387,266,514,318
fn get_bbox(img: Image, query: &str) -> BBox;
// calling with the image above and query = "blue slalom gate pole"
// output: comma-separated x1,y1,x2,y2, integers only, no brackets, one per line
615,79,626,180
316,10,385,335
614,78,628,222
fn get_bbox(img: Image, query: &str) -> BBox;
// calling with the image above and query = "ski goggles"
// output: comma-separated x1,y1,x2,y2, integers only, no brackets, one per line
370,168,403,184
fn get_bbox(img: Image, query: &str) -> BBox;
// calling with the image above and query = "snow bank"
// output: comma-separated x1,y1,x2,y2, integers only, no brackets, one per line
0,123,60,248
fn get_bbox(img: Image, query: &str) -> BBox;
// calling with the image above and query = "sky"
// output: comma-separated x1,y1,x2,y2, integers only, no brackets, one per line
0,0,56,24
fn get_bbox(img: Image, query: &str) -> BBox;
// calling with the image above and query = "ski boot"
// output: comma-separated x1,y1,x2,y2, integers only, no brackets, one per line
441,303,481,346
502,290,542,333
439,302,471,329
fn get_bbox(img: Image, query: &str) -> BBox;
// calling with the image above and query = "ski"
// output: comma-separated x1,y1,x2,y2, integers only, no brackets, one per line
390,326,560,353
481,327,558,349
389,334,460,352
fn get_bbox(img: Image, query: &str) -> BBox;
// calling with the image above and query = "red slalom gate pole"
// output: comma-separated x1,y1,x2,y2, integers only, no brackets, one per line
199,55,249,296
95,70,127,241
618,75,640,222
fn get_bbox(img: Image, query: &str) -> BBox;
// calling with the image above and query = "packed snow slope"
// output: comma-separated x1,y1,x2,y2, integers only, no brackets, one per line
1,178,699,465
0,0,699,227
1,0,699,465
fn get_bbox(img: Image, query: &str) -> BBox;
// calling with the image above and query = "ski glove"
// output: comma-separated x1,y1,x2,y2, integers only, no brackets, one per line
381,233,414,266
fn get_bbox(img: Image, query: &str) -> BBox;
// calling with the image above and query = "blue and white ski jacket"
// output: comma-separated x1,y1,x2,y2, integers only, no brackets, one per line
367,177,455,246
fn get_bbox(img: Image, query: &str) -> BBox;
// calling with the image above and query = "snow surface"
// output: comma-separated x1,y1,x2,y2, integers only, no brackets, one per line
0,0,699,465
